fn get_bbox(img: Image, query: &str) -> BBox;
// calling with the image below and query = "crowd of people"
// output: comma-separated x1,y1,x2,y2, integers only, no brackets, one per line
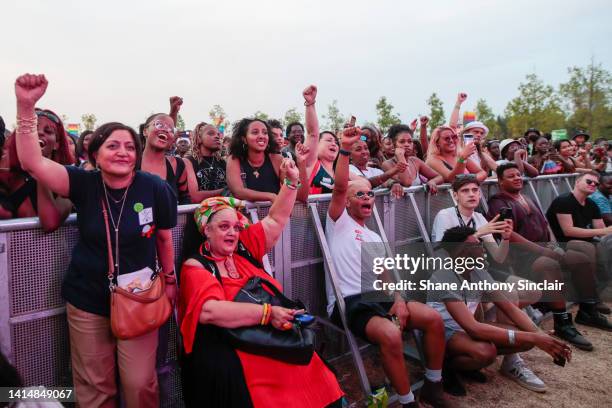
1,73,611,408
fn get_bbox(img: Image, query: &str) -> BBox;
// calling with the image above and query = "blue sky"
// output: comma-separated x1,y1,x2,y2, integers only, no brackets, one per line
1,0,611,129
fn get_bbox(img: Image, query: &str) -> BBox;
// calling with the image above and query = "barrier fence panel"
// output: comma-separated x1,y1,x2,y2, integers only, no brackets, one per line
0,174,578,405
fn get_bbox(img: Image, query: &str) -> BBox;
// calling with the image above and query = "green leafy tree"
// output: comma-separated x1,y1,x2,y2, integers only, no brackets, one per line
208,104,226,123
375,96,401,133
253,111,270,121
559,59,612,137
504,73,565,136
81,113,97,131
427,93,446,132
474,99,501,138
176,114,186,131
283,108,303,127
323,100,346,133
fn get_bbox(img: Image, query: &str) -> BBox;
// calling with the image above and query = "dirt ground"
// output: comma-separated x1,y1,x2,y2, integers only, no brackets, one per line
330,303,612,408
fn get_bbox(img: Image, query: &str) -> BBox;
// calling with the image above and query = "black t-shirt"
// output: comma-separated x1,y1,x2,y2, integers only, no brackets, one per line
62,167,177,316
546,192,602,242
188,156,227,191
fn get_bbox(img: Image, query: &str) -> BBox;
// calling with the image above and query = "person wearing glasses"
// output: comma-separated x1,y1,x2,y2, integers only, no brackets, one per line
425,126,487,183
0,107,74,231
139,105,190,204
325,126,450,408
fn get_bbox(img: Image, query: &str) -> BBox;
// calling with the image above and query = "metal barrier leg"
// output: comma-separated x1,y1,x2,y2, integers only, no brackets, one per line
307,203,371,397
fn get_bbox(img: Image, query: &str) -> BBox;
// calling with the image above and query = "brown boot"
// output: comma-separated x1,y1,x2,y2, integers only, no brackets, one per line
419,378,451,408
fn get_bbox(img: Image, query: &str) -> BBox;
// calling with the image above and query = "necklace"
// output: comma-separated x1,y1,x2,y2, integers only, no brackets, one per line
102,179,132,273
200,156,215,171
247,158,264,178
105,187,128,204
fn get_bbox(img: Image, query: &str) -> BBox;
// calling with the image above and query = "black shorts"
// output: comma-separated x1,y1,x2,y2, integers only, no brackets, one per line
331,293,393,341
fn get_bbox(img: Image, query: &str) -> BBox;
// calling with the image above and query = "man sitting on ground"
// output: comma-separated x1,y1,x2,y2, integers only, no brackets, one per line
326,126,449,408
428,226,572,395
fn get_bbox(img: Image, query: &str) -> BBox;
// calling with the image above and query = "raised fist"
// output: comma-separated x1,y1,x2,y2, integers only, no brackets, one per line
409,119,418,132
419,116,429,126
303,85,317,105
340,126,361,150
169,96,183,112
15,74,48,106
457,92,468,104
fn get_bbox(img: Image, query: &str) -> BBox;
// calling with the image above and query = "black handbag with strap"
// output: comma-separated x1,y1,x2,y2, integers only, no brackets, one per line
193,242,316,365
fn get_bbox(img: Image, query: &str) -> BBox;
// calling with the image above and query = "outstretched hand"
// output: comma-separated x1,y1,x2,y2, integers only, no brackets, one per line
15,74,48,107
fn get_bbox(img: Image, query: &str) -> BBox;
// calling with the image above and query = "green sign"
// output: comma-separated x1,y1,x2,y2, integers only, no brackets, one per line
551,129,568,141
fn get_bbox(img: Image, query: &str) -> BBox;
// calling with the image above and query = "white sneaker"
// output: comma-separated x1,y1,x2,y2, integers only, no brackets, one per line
500,359,547,393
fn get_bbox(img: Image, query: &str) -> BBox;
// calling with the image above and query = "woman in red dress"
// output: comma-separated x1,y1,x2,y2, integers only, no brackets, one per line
179,161,343,408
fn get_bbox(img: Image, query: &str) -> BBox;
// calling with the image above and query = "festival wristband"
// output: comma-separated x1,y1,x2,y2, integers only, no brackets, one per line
283,178,302,190
457,157,466,164
339,149,351,156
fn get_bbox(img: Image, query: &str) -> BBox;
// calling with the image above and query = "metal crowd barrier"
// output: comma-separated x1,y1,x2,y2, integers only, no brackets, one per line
0,173,578,405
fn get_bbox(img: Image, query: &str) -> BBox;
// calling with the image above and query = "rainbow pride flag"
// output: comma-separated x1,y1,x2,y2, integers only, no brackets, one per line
66,123,80,136
463,111,476,125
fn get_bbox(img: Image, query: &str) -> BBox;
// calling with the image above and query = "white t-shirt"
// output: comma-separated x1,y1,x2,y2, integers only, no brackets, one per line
431,207,491,242
324,209,385,315
349,164,384,179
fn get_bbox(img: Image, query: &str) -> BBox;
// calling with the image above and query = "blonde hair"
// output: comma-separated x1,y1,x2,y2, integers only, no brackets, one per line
427,126,457,160
190,122,221,162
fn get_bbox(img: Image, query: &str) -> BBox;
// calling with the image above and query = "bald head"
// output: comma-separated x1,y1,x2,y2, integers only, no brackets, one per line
348,179,372,196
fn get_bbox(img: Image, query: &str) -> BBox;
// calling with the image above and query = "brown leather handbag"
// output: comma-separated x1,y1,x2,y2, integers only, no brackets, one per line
101,199,171,340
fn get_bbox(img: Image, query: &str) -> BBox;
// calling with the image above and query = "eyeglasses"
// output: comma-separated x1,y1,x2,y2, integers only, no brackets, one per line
585,179,600,187
152,120,175,133
354,191,375,199
35,110,60,125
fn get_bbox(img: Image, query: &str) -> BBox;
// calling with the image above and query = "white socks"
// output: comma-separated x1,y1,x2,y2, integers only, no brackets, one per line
398,391,415,404
424,368,442,383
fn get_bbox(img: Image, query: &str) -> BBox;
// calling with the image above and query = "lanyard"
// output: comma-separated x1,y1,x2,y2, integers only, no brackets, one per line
455,206,475,229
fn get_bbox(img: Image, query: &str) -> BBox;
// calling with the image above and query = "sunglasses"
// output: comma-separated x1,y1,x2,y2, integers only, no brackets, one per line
354,191,375,199
35,110,60,125
152,120,175,133
455,174,477,181
585,179,600,187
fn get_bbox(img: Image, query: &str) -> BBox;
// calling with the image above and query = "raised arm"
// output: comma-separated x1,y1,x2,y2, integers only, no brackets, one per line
302,85,320,170
261,158,300,250
168,96,183,125
328,127,361,221
14,74,69,198
226,155,277,202
419,116,430,155
449,92,467,129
